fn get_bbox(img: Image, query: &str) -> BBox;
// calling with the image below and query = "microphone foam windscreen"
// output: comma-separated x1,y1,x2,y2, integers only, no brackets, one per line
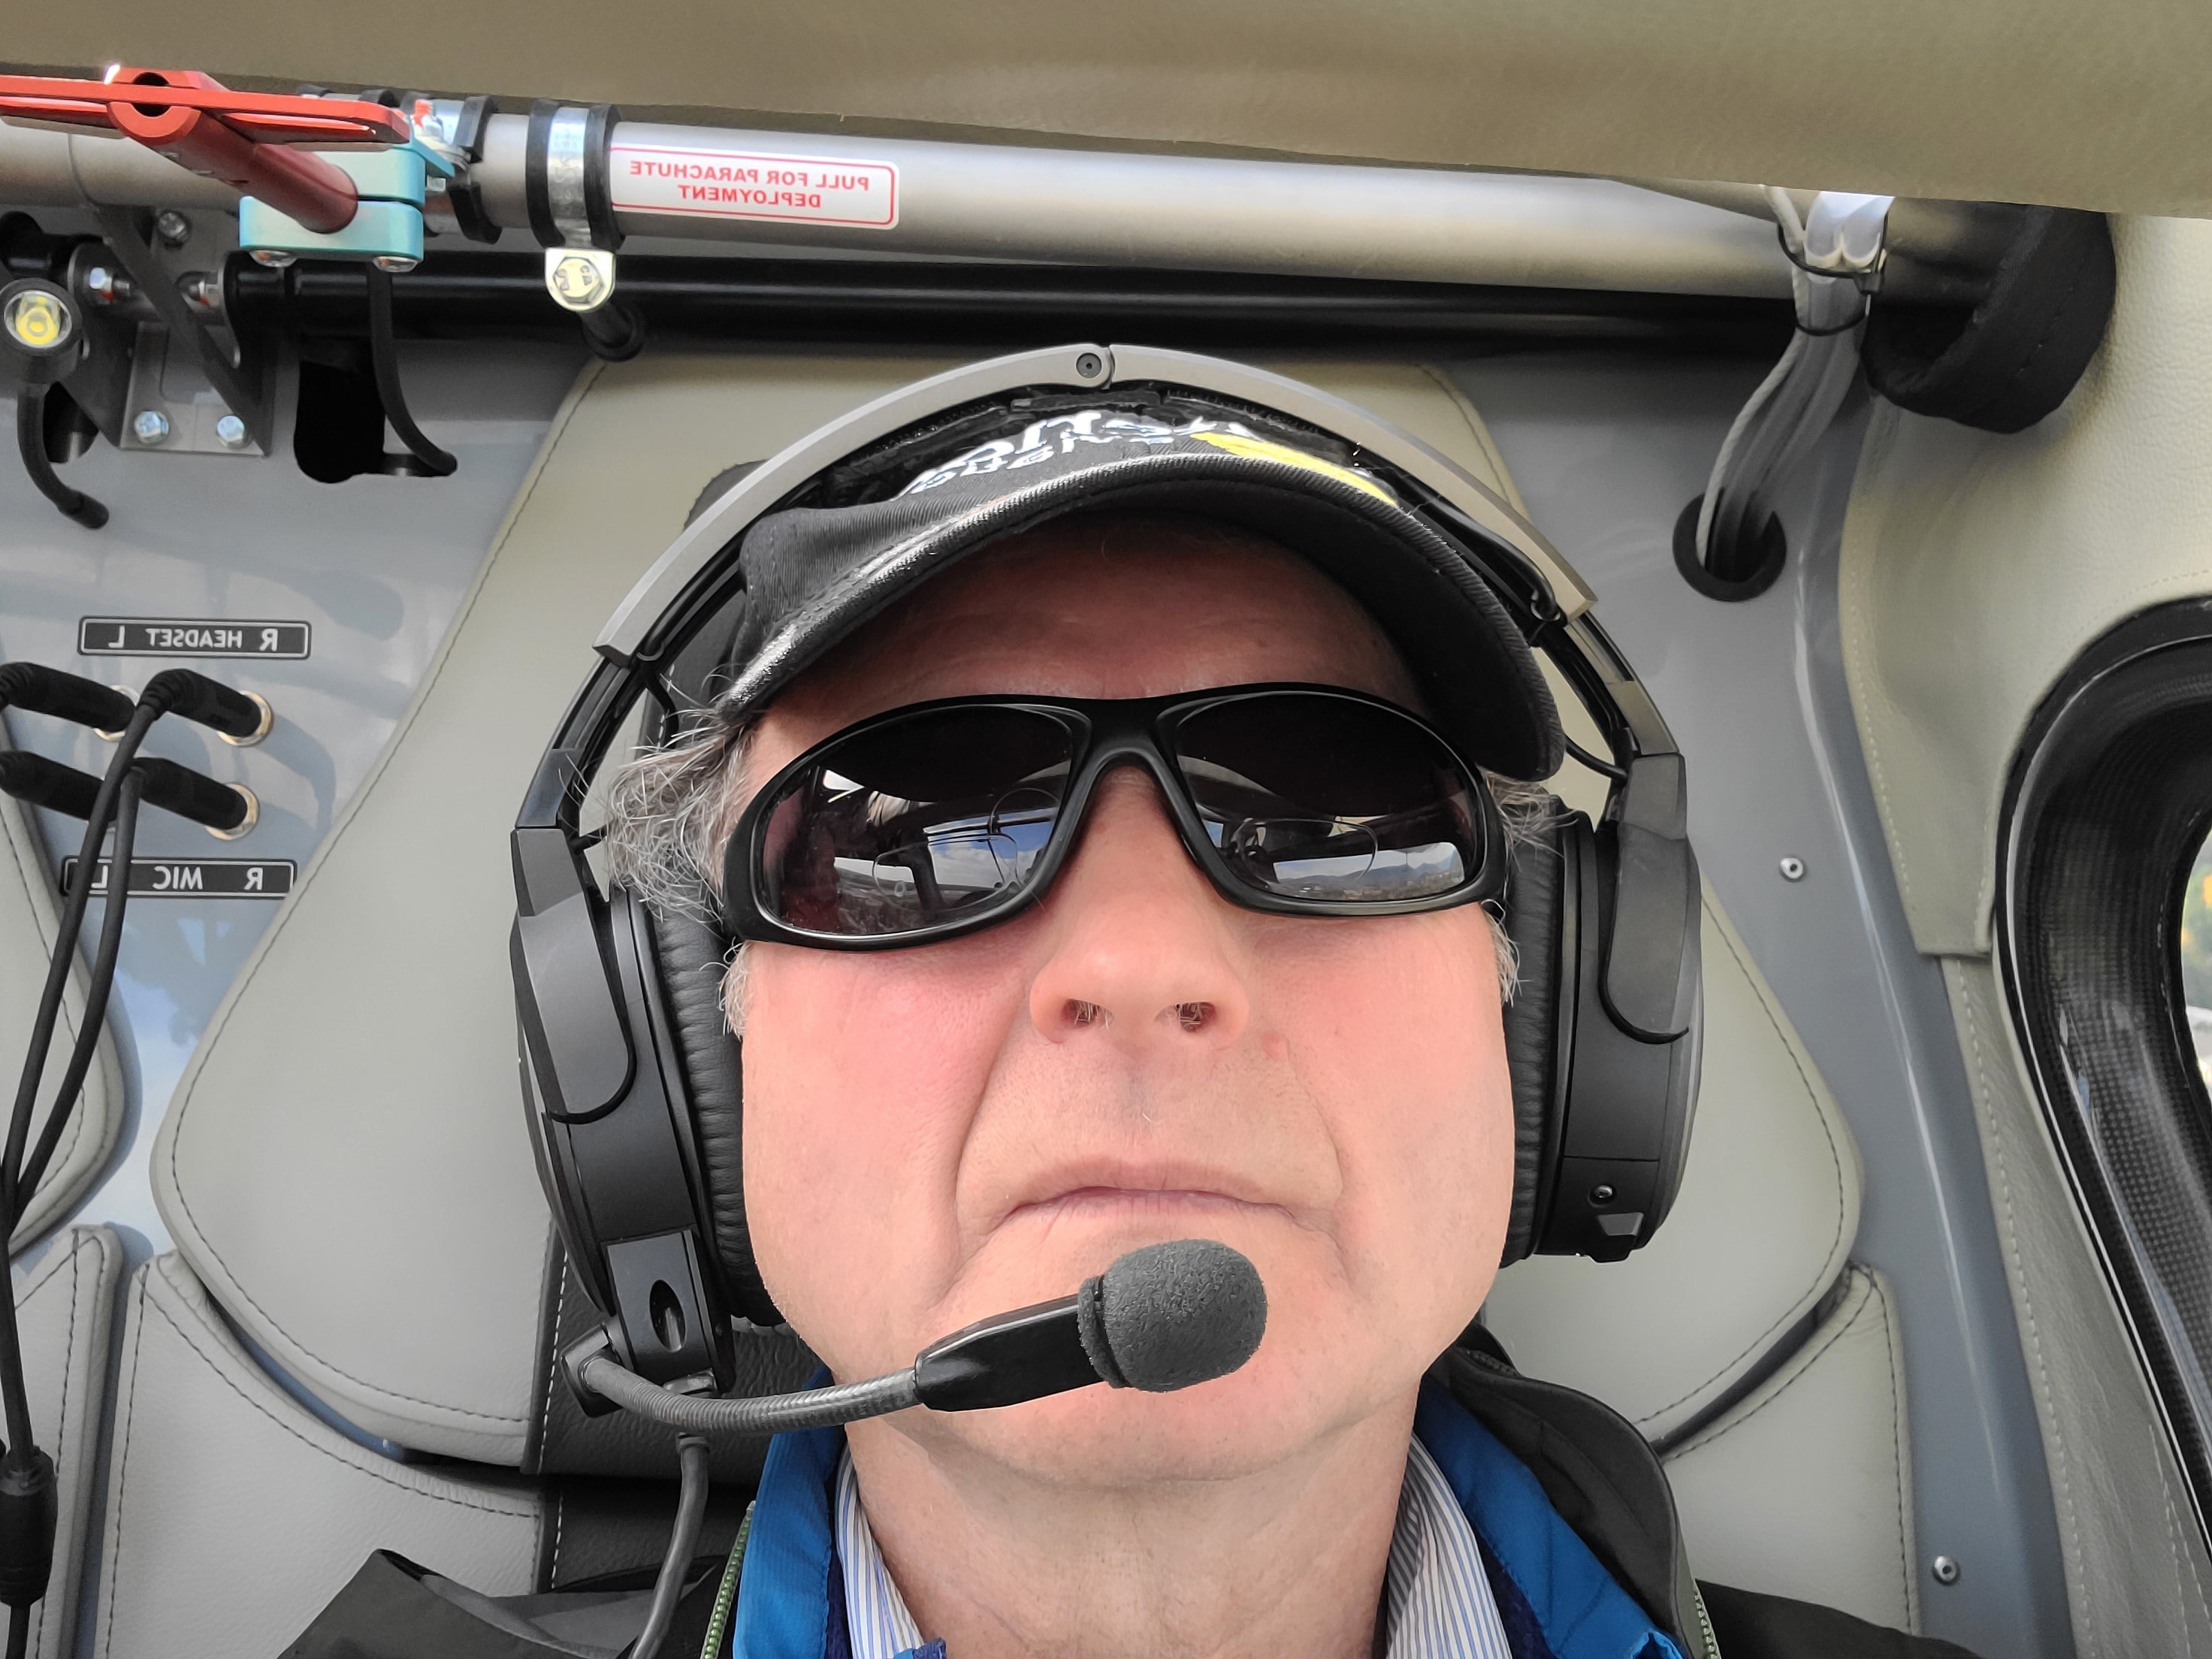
1077,1239,1267,1393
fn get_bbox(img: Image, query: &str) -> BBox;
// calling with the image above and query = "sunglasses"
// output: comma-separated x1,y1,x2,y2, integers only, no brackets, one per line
721,683,1503,948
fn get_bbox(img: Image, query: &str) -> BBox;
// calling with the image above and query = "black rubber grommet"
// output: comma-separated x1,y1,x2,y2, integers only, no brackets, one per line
1673,495,1786,603
584,104,624,252
524,99,561,251
447,94,502,245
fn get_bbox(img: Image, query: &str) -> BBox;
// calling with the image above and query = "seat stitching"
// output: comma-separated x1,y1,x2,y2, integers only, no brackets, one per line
136,1283,536,1515
25,1238,83,1657
156,364,605,1428
1636,908,1850,1426
98,1271,152,1659
1413,363,1526,515
1954,969,2090,1652
536,1260,567,1461
2153,1417,2212,1652
1660,1269,1872,1458
1872,1272,1913,1627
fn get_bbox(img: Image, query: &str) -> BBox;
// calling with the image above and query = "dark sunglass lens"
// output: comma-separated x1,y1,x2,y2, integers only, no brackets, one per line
1172,694,1481,902
757,707,1074,937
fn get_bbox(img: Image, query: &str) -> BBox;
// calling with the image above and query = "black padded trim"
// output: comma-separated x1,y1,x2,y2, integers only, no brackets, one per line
1498,802,1566,1263
1700,1581,1985,1657
527,1245,811,1484
281,1549,730,1657
644,899,785,1326
1863,207,2114,435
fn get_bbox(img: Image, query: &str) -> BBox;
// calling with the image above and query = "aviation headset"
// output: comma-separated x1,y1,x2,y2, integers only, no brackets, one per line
510,344,1701,1395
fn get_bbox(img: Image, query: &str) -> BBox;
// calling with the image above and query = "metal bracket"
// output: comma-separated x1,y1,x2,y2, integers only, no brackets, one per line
93,206,272,453
239,140,452,270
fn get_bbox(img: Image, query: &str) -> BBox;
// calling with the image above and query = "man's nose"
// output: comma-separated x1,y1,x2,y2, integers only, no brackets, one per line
1026,769,1252,1053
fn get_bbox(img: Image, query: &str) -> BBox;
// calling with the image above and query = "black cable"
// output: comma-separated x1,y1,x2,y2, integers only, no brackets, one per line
0,713,151,1479
1561,734,1628,782
364,265,456,476
17,775,140,1202
629,1436,710,1659
14,388,107,530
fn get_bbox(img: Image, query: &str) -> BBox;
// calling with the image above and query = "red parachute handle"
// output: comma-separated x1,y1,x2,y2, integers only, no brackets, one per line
0,68,412,232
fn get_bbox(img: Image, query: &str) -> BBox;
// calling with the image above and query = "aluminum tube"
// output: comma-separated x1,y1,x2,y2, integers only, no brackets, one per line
477,113,1790,298
0,122,245,210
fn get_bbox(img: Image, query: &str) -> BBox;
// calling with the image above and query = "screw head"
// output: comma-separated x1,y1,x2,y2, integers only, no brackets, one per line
1589,1183,1618,1204
249,249,297,269
83,265,117,303
214,414,248,450
178,271,222,310
1778,856,1806,882
1074,350,1105,379
131,409,171,445
154,210,192,247
1931,1555,1961,1586
372,255,419,273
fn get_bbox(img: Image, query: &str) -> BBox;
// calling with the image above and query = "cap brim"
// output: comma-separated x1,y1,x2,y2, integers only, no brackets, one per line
722,446,1562,780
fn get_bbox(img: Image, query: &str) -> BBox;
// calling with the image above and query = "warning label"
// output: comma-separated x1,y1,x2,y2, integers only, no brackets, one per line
62,857,295,899
609,144,899,229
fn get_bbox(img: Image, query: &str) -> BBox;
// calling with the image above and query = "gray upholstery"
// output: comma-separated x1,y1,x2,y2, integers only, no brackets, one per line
11,1225,122,1659
92,1253,540,1659
1663,1265,1915,1633
1485,895,1863,1443
1,748,125,1252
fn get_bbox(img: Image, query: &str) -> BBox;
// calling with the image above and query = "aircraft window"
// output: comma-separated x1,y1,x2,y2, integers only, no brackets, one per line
2000,601,2212,1540
2183,831,2212,1086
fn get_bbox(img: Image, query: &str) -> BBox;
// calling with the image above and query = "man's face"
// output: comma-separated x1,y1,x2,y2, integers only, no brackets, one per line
738,515,1516,1483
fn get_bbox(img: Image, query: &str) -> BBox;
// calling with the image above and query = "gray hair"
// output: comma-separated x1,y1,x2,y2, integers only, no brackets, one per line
603,704,1556,1030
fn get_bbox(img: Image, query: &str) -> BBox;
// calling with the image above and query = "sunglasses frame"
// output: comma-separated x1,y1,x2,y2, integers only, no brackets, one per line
721,681,1506,950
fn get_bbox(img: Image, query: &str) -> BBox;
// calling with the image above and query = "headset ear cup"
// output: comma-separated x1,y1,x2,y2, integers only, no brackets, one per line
640,895,785,1327
1497,797,1568,1265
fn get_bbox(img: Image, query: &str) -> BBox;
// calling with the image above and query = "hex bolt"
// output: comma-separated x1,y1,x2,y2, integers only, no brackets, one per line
1931,1555,1961,1586
1778,856,1806,882
214,414,249,450
131,409,171,446
83,265,131,305
372,255,419,273
154,210,192,247
177,271,222,312
249,249,297,269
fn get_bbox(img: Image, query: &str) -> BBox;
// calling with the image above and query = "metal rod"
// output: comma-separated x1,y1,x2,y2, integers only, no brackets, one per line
232,253,1793,355
0,110,2004,303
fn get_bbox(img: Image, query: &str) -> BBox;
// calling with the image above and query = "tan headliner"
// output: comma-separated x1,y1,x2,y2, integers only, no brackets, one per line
8,2,2208,218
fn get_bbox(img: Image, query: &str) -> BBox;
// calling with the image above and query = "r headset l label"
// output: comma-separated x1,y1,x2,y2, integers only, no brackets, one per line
79,617,311,658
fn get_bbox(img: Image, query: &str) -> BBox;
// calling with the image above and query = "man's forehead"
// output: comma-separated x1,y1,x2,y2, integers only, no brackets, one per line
756,513,1422,748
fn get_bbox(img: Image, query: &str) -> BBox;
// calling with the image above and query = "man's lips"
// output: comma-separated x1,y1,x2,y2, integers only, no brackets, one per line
992,1159,1313,1231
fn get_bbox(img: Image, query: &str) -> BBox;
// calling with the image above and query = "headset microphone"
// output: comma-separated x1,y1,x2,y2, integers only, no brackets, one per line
568,1238,1268,1436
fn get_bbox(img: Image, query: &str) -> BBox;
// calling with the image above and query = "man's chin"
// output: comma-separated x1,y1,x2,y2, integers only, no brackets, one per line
891,1342,1371,1488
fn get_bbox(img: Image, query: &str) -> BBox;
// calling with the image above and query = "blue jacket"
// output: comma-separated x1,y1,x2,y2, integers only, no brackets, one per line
727,1359,1686,1659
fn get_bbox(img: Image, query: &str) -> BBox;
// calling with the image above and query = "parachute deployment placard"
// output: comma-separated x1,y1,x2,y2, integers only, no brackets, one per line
609,143,899,228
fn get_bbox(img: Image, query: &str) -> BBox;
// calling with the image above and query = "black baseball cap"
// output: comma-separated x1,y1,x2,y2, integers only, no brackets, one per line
707,402,1564,781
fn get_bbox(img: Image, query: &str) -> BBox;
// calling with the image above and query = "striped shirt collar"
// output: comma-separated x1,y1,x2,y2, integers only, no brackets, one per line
833,1434,1512,1659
